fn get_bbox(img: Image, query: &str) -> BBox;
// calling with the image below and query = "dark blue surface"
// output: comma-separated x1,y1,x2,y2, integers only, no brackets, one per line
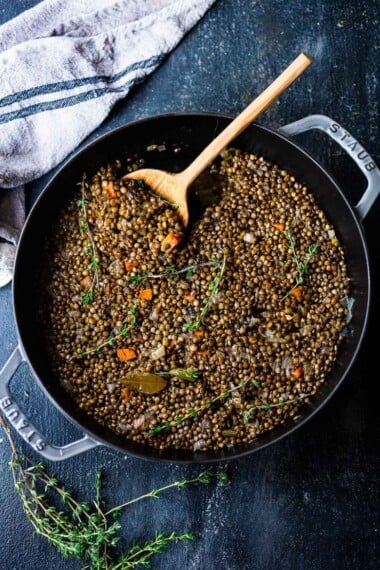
1,1,379,569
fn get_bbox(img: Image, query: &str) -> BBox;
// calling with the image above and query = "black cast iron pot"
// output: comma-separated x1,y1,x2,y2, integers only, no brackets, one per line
0,113,379,462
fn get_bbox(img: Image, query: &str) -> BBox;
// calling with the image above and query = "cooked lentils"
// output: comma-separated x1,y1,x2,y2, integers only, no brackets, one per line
38,149,350,451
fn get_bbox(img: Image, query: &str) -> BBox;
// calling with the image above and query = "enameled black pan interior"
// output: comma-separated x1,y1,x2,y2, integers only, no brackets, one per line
13,114,370,462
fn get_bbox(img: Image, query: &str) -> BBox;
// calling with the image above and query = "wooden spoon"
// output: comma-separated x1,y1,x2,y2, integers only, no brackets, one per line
123,52,312,227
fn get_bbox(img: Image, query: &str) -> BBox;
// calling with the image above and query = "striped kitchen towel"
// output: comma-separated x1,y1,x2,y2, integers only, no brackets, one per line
0,0,216,287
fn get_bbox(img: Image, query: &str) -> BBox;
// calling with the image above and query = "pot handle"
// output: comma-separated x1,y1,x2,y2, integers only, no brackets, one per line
279,114,380,220
0,346,101,461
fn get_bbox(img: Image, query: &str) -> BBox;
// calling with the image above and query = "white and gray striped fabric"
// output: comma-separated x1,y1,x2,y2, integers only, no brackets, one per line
0,0,216,286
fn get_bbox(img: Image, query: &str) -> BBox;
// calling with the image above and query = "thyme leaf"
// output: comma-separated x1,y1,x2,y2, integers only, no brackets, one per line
81,290,95,306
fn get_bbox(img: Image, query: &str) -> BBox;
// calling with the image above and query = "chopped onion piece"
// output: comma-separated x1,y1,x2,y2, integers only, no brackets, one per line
193,439,206,451
243,232,255,243
265,329,287,343
117,422,131,432
281,356,293,376
149,309,159,321
328,229,336,239
346,296,355,323
61,379,73,392
108,260,123,276
201,419,210,430
132,415,146,430
150,345,166,360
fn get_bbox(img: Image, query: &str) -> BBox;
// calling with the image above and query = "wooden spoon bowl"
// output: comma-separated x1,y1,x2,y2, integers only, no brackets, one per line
124,53,313,227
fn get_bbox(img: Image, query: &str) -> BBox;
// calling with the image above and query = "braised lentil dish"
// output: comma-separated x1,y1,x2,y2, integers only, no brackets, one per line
38,149,350,451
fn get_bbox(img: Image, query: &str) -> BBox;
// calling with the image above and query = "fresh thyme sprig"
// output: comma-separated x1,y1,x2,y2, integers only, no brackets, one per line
183,254,227,331
81,289,95,305
110,532,195,569
150,380,311,436
78,307,138,359
155,369,201,381
105,468,224,518
77,175,100,305
282,230,318,300
149,377,252,435
242,393,311,423
129,259,221,285
0,416,228,570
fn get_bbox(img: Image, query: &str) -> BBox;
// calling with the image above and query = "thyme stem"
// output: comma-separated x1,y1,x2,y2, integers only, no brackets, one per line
111,532,195,569
150,382,311,436
183,254,227,331
78,175,100,304
78,307,138,359
155,369,200,381
105,471,214,517
129,259,222,284
243,393,311,422
150,377,250,435
281,230,318,300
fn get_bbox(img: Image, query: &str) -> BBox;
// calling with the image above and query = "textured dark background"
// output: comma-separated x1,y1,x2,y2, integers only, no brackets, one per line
0,1,379,569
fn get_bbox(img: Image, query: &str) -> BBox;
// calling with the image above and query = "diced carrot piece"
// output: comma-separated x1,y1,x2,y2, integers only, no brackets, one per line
80,275,92,289
139,288,153,301
292,367,304,379
108,183,117,199
290,285,304,302
103,180,117,199
132,415,146,430
273,223,285,231
124,260,137,272
160,232,183,253
117,348,137,361
183,293,195,302
194,329,205,338
196,350,210,356
121,387,132,401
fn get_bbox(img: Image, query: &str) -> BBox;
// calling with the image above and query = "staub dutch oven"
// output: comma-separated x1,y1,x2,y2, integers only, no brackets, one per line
0,113,379,463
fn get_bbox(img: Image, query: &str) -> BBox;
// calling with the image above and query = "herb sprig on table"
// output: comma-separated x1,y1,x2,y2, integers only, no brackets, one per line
0,415,229,569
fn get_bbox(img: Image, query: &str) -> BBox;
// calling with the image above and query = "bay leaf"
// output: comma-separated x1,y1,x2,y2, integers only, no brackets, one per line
119,372,167,394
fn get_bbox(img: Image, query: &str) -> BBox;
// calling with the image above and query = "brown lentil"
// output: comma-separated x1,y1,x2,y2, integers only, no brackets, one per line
37,149,350,451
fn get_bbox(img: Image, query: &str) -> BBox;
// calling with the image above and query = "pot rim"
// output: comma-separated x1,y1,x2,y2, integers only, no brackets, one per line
12,111,371,463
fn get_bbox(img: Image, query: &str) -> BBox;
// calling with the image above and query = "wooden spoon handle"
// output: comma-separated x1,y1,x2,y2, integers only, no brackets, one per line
179,52,313,187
